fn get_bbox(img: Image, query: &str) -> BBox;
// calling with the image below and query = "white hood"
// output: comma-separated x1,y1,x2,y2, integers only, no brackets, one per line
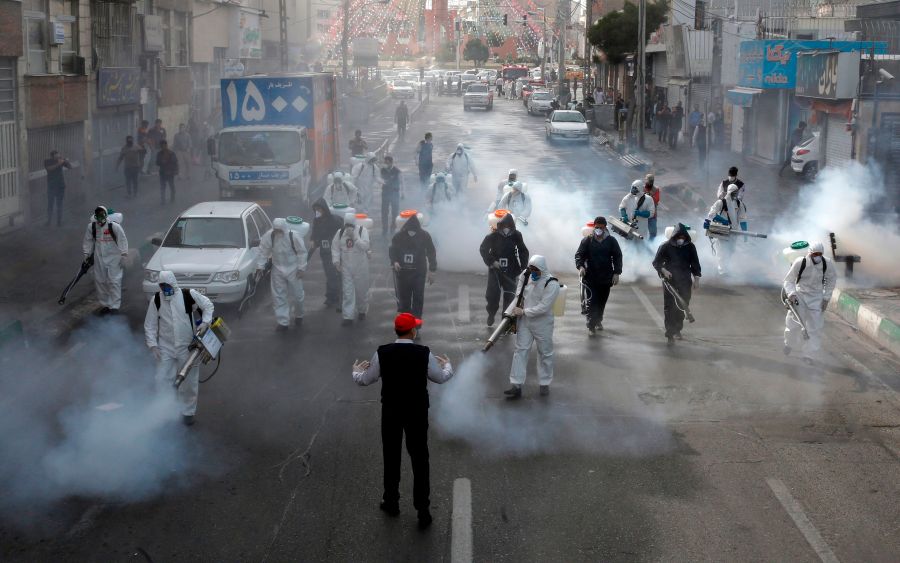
529,254,550,275
158,270,178,288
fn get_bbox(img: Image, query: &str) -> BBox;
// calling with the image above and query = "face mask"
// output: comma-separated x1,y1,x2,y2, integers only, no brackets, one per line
407,230,417,236
160,283,174,297
631,188,639,195
530,271,540,281
95,214,107,224
594,228,604,237
457,149,463,155
501,227,511,236
314,210,322,218
811,255,822,264
675,238,686,247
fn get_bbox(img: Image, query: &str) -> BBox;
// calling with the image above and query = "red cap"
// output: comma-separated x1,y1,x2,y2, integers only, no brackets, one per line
394,312,422,333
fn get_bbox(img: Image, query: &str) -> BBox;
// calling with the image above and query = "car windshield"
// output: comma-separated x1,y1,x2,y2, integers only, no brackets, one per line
163,217,246,249
467,85,488,93
532,93,551,100
552,112,586,123
217,130,302,166
394,80,411,87
798,135,816,147
460,75,477,81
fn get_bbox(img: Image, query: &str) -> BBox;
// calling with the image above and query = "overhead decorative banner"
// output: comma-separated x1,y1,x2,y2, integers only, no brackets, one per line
97,67,141,107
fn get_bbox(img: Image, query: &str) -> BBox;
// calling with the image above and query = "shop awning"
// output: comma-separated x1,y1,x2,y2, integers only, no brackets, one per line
726,87,762,107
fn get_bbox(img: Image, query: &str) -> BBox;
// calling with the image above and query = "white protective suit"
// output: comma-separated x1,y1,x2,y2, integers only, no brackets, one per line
427,175,455,208
446,145,476,193
144,270,214,416
491,170,518,211
498,186,532,223
258,218,308,326
332,213,371,320
782,246,836,359
705,189,748,275
618,191,656,230
351,155,379,213
510,255,560,386
82,212,128,310
324,176,359,208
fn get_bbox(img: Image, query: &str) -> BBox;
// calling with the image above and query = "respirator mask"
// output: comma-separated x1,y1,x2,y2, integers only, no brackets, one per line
160,283,175,299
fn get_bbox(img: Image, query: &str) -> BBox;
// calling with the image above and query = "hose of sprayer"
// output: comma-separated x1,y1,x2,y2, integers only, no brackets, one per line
199,352,221,384
663,279,689,316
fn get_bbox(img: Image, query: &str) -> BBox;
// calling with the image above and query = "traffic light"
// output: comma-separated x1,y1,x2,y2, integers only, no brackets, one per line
455,20,460,31
503,14,507,25
522,14,527,26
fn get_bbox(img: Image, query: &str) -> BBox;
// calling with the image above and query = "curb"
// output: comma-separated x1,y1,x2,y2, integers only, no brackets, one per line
831,287,900,359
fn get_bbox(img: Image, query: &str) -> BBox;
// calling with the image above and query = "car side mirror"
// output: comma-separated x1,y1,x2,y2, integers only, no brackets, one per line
545,119,550,123
151,237,162,246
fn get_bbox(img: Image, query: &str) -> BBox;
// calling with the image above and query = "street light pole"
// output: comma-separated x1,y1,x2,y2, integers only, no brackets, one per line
558,0,567,101
584,0,592,90
636,0,646,149
342,0,350,80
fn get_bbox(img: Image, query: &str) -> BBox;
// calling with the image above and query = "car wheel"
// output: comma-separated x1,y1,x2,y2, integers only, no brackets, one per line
804,162,818,180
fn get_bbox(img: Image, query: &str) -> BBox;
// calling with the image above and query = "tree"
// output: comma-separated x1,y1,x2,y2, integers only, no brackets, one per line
463,38,490,67
486,31,504,48
588,0,668,65
436,42,456,63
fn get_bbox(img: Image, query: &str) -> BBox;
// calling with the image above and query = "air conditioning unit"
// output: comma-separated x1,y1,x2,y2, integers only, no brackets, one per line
74,55,88,75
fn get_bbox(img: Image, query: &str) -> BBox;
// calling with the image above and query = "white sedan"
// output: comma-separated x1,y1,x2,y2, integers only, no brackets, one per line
143,201,273,304
545,110,590,143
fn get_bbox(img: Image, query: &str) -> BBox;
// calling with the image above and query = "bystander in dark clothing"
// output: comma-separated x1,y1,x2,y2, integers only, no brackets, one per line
352,313,454,530
205,134,216,179
780,121,807,175
669,104,684,149
311,198,344,309
43,151,70,226
693,120,708,166
652,223,701,343
479,213,529,327
657,106,671,143
380,157,403,237
415,134,433,188
156,141,179,204
575,217,623,333
395,101,409,139
389,215,437,319
117,136,145,198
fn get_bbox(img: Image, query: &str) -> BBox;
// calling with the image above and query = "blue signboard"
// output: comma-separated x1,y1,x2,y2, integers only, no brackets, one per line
97,67,141,107
228,170,290,181
221,76,314,128
738,40,885,89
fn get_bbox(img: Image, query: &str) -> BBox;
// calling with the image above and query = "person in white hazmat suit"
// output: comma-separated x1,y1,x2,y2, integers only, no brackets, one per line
782,242,836,363
332,212,371,325
426,172,455,211
82,205,128,313
324,172,359,208
351,152,379,213
491,169,518,212
505,255,561,399
258,218,308,331
445,143,477,194
618,180,656,235
497,181,532,225
144,270,214,425
703,183,748,275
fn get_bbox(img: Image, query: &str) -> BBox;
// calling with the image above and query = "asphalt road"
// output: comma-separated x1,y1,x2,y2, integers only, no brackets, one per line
2,94,899,562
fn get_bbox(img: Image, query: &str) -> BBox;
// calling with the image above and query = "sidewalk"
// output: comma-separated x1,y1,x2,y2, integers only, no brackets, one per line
831,287,900,359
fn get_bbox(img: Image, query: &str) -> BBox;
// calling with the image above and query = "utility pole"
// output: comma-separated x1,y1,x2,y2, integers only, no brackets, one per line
557,0,568,101
342,0,350,80
456,18,461,71
584,0,592,90
279,0,288,72
636,0,646,149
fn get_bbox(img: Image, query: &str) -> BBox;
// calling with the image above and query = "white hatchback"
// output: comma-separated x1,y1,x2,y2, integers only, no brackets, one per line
143,201,273,303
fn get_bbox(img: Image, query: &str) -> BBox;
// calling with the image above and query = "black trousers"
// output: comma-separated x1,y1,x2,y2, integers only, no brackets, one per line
319,246,340,304
382,408,430,511
381,191,400,236
663,276,692,337
124,166,140,196
396,268,427,318
485,269,517,317
583,279,612,328
46,186,64,225
159,174,176,202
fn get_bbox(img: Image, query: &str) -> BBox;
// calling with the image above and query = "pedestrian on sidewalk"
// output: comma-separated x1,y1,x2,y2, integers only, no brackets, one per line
652,223,701,346
204,132,216,179
137,120,152,175
173,123,192,180
575,216,622,335
779,121,807,176
156,140,179,204
389,214,436,319
309,198,344,311
669,102,684,149
688,105,702,148
693,116,708,166
349,129,369,157
380,155,403,238
82,205,128,314
415,132,433,190
657,105,671,143
147,118,167,173
43,150,70,227
395,100,409,141
116,136,145,198
351,312,454,529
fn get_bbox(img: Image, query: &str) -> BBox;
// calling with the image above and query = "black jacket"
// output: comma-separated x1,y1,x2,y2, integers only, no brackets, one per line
575,233,623,285
311,197,343,254
479,214,529,275
378,343,431,409
389,215,437,272
652,225,702,280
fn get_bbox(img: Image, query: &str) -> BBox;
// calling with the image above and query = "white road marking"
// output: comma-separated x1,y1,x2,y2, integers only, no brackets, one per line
451,478,473,563
457,285,470,323
766,478,840,563
631,286,665,331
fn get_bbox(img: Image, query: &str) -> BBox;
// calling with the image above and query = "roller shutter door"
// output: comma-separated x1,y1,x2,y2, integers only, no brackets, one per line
824,113,853,168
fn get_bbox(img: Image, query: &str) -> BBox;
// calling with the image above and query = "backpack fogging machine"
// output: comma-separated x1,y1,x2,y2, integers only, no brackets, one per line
706,223,768,239
58,255,94,305
608,217,644,240
175,317,231,388
780,288,809,340
483,271,567,352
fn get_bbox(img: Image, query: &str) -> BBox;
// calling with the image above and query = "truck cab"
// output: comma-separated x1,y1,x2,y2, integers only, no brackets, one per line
214,125,309,202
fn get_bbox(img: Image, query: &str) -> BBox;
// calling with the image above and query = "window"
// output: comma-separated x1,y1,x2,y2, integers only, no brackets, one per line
174,11,189,66
93,1,136,67
694,1,707,30
25,15,47,74
57,0,78,73
317,23,328,33
158,8,171,66
24,0,83,74
317,9,330,19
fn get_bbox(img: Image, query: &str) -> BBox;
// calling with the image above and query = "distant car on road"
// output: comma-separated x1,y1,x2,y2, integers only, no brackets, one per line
545,110,590,143
527,91,554,115
390,80,416,99
790,132,820,179
143,201,273,304
463,83,493,111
